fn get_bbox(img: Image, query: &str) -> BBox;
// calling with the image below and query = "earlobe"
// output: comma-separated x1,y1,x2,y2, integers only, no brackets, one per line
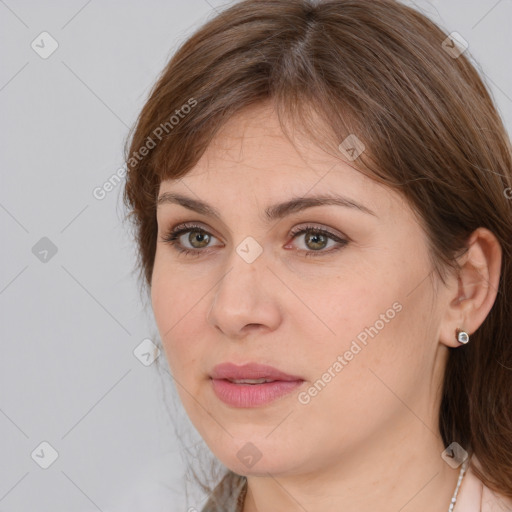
438,227,502,348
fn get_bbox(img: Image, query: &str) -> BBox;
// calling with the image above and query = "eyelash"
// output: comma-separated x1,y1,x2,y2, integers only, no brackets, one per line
161,222,349,258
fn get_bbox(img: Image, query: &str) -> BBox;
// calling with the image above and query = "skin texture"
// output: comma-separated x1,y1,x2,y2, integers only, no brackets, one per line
151,103,502,512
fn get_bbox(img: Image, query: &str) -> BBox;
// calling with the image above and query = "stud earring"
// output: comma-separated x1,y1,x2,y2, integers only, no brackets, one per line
456,328,469,344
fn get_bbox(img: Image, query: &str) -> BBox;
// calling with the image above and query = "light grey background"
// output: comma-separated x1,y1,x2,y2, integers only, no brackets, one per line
1,1,511,511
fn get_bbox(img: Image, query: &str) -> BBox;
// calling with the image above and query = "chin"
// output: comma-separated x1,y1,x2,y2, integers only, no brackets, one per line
208,439,304,478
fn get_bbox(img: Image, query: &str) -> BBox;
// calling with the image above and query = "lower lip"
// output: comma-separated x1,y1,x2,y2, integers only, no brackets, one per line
210,378,304,407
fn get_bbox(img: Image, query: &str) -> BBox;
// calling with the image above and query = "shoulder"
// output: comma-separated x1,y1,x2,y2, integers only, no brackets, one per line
455,456,512,512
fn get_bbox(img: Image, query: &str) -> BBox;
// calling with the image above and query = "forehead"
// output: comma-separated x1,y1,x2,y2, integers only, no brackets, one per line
158,103,410,222
176,104,365,189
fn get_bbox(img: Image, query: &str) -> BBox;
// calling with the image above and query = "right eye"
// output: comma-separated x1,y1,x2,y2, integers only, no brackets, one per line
161,223,222,256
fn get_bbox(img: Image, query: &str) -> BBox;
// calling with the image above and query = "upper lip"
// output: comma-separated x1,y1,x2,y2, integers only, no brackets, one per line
210,362,303,381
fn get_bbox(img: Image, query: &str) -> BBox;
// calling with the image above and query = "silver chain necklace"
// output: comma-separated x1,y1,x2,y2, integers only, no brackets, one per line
448,458,469,511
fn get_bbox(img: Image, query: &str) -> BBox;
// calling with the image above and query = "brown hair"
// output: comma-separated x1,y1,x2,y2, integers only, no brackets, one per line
123,0,512,501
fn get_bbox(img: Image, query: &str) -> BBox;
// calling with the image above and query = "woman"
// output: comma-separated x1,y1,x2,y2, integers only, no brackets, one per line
123,0,512,510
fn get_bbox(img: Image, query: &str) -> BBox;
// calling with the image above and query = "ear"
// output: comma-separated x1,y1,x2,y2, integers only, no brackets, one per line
439,227,502,348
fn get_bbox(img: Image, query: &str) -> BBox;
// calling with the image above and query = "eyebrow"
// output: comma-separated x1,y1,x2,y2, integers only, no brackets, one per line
156,191,377,221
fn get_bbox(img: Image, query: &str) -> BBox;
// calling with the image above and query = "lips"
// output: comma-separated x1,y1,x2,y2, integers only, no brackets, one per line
210,362,303,382
209,362,305,407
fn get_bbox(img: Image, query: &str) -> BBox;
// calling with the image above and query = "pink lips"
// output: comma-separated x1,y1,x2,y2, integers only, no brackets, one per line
210,362,305,408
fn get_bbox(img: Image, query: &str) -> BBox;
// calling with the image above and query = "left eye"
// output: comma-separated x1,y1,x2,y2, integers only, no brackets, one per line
285,226,348,256
161,223,348,257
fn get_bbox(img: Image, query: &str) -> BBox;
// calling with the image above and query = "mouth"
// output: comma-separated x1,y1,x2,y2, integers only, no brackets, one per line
210,361,304,381
209,362,305,407
224,378,278,384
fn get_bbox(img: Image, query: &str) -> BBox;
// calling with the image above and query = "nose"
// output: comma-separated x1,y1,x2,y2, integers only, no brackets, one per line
206,250,282,340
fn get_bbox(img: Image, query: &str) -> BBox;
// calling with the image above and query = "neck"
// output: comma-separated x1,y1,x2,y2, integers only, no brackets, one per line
242,422,462,512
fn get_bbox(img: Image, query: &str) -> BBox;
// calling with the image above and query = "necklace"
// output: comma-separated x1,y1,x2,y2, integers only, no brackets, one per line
448,458,469,511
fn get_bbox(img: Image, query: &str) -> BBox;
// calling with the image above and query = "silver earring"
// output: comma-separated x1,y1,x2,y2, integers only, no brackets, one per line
456,329,469,344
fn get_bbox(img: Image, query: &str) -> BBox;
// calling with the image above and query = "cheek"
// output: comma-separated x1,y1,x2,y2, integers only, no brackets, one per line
305,267,430,401
151,265,206,376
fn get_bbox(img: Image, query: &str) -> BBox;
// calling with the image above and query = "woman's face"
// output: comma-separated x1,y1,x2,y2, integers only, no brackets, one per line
151,104,453,477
